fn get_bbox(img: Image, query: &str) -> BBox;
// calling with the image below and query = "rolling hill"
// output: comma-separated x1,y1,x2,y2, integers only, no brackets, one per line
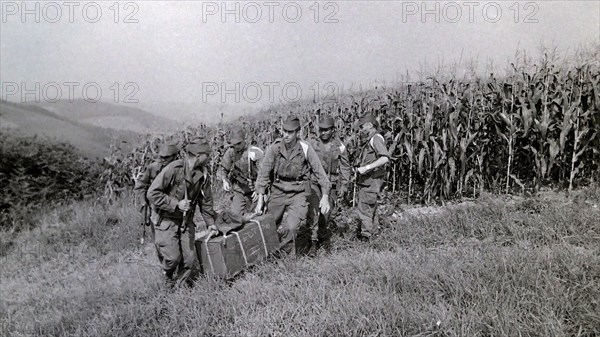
36,100,182,134
0,101,133,159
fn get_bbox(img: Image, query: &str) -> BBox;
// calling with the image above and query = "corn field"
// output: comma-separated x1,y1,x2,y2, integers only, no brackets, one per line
102,47,600,204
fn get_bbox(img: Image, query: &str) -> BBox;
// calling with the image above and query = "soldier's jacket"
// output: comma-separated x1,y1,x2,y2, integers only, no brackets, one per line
147,159,216,228
307,137,351,189
217,145,264,194
134,159,170,206
255,139,331,195
356,132,391,182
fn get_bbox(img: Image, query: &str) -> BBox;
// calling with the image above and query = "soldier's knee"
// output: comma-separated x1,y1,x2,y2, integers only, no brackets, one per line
163,257,180,271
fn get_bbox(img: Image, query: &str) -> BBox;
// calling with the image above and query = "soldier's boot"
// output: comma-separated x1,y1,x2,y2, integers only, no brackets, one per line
164,271,176,291
307,240,319,258
357,234,370,242
281,241,295,256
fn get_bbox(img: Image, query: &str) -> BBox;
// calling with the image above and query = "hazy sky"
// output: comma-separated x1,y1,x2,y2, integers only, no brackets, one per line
1,0,598,107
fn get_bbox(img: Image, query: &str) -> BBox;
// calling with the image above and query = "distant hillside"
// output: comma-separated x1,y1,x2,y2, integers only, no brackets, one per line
36,100,182,133
0,101,131,159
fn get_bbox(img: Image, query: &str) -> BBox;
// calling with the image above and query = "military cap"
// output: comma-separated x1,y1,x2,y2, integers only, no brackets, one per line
158,143,179,157
318,115,335,129
230,128,246,145
185,138,211,155
282,115,301,131
357,112,377,126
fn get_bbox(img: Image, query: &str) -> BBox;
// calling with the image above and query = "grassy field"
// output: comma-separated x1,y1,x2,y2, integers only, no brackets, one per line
1,188,599,337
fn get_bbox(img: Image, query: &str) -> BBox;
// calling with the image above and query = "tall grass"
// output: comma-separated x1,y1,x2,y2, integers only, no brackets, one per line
1,190,599,336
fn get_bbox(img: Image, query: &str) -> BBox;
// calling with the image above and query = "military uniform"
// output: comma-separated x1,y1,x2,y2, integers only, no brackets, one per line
217,128,264,215
133,143,179,263
147,140,216,288
134,143,180,205
255,116,331,253
354,114,390,239
305,116,351,253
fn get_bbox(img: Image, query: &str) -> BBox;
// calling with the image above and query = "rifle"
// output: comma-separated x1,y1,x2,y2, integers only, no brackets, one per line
352,170,357,207
140,203,149,245
181,155,189,234
228,165,254,195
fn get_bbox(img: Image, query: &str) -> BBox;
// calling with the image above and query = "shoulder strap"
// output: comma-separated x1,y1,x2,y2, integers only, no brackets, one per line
183,175,205,224
338,140,346,153
298,140,309,160
248,146,264,160
249,145,264,153
369,134,385,150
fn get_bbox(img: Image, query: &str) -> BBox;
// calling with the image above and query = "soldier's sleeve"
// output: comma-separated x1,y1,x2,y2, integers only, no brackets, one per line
251,147,265,166
147,165,179,213
307,145,331,196
249,147,265,183
133,166,152,203
372,135,391,158
216,147,234,181
338,142,351,187
199,178,217,228
254,144,276,194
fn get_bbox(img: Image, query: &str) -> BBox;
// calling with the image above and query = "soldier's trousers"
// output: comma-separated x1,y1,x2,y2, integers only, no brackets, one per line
356,178,383,237
306,187,337,242
266,188,308,253
149,220,164,265
230,189,257,215
154,218,200,287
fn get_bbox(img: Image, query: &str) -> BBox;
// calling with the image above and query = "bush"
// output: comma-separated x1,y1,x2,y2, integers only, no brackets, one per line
0,132,102,230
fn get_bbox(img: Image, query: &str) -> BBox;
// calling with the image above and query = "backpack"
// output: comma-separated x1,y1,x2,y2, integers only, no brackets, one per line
355,133,386,167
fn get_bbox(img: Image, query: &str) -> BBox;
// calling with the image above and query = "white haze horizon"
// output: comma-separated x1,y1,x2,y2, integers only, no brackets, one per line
1,1,599,121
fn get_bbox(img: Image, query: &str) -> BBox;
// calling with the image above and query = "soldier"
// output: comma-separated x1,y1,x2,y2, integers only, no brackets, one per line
133,142,179,263
254,115,332,254
304,115,351,257
147,138,218,289
353,112,390,242
217,128,264,215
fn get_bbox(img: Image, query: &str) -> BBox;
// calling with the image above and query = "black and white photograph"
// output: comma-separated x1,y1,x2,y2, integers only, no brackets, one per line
1,1,599,336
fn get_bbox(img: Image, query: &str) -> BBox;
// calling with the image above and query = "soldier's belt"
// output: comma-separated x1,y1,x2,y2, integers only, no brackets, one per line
275,177,304,183
161,213,195,223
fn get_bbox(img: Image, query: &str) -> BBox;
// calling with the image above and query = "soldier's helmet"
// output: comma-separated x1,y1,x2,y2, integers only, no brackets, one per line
318,115,335,129
230,128,246,145
158,143,179,158
282,116,301,132
357,112,378,127
186,138,211,156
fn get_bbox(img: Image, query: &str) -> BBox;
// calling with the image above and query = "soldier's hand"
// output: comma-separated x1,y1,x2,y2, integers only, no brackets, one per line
208,224,219,234
356,166,369,175
222,179,231,192
177,199,191,212
319,195,331,214
241,213,258,224
255,194,265,215
251,191,259,202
